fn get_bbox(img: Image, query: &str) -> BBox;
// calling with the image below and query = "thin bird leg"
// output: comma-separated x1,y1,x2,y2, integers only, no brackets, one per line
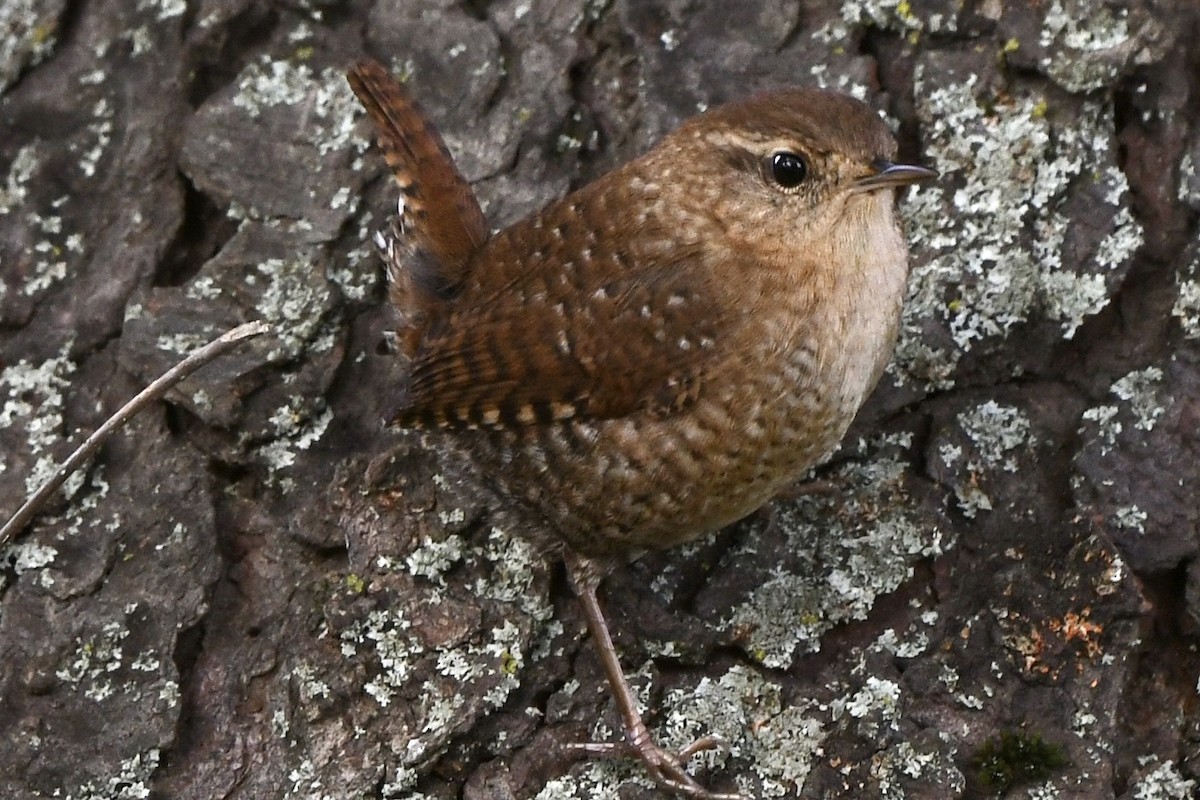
564,553,746,800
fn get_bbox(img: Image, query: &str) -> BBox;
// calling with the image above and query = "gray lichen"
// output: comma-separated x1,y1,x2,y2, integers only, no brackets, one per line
1179,150,1200,208
12,193,84,301
1128,759,1196,799
253,405,333,486
1109,366,1167,432
1173,235,1200,338
662,666,824,797
252,254,339,359
896,73,1141,388
1080,403,1122,456
0,0,61,93
725,436,944,669
1038,0,1156,93
1172,275,1200,339
56,748,161,800
75,97,114,179
0,143,40,215
52,602,177,716
528,663,824,797
405,532,466,582
873,739,964,798
231,58,363,160
956,401,1036,473
0,346,79,496
332,524,551,778
938,400,1038,517
539,631,955,798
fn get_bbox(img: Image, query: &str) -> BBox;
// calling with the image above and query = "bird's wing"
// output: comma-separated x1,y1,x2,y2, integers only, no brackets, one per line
391,197,731,429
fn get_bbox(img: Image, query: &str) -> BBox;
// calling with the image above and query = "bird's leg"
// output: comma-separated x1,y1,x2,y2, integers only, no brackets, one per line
564,552,746,800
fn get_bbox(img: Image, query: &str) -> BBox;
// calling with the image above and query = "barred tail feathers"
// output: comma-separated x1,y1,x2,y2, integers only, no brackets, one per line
347,59,489,320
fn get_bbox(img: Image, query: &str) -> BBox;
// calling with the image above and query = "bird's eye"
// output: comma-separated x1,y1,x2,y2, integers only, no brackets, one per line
768,151,808,189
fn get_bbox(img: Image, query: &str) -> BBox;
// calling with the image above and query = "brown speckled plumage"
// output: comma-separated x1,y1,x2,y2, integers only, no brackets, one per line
348,57,934,798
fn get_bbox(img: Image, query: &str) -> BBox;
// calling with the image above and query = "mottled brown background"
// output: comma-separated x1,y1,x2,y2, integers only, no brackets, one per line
1,0,1198,798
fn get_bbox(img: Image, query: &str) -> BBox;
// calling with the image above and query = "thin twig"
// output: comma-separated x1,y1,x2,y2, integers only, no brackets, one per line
0,320,272,547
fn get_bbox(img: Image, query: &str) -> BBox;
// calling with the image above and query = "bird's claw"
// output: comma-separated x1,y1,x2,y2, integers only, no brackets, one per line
566,733,745,799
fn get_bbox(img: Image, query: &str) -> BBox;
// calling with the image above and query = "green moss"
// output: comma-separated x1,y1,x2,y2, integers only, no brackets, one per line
972,730,1068,794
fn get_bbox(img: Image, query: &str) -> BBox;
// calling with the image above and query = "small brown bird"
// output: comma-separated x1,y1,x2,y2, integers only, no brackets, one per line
347,58,935,798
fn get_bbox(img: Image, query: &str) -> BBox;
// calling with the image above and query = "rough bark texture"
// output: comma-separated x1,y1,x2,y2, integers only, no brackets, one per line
1,1,1198,798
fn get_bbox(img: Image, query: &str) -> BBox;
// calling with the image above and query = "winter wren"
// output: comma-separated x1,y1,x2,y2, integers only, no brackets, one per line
348,58,935,798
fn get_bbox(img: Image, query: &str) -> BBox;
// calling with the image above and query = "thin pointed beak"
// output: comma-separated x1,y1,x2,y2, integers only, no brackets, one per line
852,160,939,193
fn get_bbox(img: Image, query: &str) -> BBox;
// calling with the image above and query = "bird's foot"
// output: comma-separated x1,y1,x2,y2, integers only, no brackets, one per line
568,733,745,799
564,552,746,799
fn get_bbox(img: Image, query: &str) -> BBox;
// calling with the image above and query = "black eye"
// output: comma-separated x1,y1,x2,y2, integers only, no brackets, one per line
769,151,808,188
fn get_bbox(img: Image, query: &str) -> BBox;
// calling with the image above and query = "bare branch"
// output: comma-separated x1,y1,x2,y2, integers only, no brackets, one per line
0,320,272,547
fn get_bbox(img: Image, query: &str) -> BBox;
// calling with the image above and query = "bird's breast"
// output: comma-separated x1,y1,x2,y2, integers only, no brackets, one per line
464,198,912,557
